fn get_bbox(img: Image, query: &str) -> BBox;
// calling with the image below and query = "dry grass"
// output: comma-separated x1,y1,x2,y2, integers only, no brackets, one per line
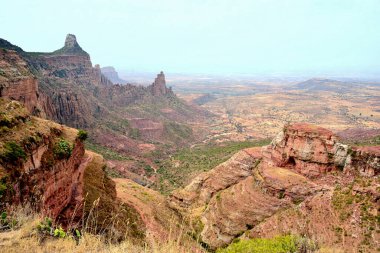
0,206,205,253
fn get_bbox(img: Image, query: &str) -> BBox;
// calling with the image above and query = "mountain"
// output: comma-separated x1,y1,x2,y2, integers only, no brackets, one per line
292,78,361,93
101,66,127,84
0,34,208,150
169,123,379,251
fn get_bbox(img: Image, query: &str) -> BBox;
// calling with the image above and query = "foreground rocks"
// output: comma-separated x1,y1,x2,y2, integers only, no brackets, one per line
169,123,380,251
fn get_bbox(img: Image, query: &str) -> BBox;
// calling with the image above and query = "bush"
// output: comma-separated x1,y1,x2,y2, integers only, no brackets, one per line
1,141,27,164
129,128,141,139
77,129,88,141
54,138,72,160
216,235,318,253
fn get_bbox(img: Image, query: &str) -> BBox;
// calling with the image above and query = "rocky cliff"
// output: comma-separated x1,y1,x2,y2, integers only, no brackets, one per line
0,48,41,115
0,99,147,240
101,66,126,84
169,123,380,251
148,71,172,96
0,35,207,150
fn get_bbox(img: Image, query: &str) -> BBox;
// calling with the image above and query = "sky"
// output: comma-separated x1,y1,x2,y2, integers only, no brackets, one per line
1,0,380,77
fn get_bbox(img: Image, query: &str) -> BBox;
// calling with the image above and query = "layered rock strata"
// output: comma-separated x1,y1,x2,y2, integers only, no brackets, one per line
169,123,380,250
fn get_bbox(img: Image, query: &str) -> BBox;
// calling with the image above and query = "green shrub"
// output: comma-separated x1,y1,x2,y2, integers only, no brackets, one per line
37,217,67,238
0,211,18,230
129,128,141,139
216,235,298,253
77,129,88,141
53,138,72,160
1,141,27,164
54,227,67,238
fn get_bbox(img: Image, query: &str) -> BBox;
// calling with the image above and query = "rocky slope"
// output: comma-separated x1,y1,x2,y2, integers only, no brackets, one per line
0,34,209,187
0,99,201,248
169,123,380,252
0,34,207,147
0,99,146,241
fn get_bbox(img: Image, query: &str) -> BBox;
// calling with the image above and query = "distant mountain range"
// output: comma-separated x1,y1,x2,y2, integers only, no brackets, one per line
292,78,378,93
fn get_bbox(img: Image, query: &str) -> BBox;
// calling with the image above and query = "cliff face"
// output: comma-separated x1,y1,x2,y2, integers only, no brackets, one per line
0,99,147,240
101,66,126,84
169,123,380,251
0,49,40,115
148,71,172,96
0,99,84,223
0,35,206,149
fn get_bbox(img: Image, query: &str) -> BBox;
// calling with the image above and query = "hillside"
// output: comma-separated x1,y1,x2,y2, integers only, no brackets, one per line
0,34,209,186
0,100,378,252
169,123,380,252
0,99,204,252
0,34,208,147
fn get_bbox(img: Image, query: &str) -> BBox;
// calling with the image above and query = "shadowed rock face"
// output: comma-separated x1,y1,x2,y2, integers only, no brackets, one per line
0,49,41,115
169,123,379,250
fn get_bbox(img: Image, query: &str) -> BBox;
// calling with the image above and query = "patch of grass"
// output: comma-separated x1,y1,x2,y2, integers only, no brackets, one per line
154,140,270,194
163,121,193,140
216,235,317,253
0,141,27,164
85,141,131,161
53,138,72,160
77,129,88,141
129,128,141,139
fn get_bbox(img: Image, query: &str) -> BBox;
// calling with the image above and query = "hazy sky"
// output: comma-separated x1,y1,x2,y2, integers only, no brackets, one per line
1,0,380,77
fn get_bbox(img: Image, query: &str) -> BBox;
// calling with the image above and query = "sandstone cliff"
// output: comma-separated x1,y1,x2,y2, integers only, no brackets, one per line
0,35,207,150
101,66,126,84
0,99,147,241
0,48,42,115
169,123,380,251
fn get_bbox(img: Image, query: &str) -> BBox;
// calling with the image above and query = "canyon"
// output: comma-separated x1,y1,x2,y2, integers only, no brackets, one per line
0,34,379,252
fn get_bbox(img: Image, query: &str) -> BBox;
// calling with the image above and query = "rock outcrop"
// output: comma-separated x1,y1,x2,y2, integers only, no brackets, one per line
169,123,380,251
0,99,85,223
0,49,41,115
264,122,379,178
0,35,206,150
0,100,146,241
148,71,172,96
101,66,126,84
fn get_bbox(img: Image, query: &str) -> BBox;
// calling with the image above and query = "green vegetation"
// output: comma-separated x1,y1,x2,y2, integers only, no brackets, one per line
345,135,380,146
53,138,72,160
216,235,318,253
37,217,67,238
129,128,141,139
332,179,379,249
163,122,193,141
0,211,17,230
85,141,131,161
154,140,270,194
77,129,88,141
0,141,27,164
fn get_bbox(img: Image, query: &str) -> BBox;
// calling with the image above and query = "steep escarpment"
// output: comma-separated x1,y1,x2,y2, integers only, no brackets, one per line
0,98,85,223
0,35,207,149
170,123,380,251
101,66,126,84
0,48,42,115
0,99,147,242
